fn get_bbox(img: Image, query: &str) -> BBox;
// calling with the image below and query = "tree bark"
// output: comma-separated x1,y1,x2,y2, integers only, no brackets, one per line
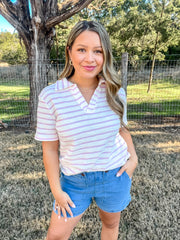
28,30,53,128
147,37,158,93
121,52,128,95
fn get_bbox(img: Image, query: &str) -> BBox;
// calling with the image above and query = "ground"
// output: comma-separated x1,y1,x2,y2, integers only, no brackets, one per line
0,122,179,240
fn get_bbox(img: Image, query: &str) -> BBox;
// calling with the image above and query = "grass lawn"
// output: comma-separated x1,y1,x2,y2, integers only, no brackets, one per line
0,84,29,121
127,81,180,119
0,80,179,122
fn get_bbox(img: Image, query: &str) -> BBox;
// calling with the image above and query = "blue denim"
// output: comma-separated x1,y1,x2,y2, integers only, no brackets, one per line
53,167,131,218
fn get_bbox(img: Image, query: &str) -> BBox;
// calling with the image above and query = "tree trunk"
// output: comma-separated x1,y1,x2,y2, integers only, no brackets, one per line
147,2,165,93
147,52,156,93
27,28,54,128
55,30,59,79
121,52,128,95
147,31,159,93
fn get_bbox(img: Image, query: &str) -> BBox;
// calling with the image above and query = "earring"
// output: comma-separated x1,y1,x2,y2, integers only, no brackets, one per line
69,59,73,66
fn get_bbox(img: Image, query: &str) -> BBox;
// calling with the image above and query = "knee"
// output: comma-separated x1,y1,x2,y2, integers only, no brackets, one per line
101,219,119,230
46,228,68,240
46,230,59,240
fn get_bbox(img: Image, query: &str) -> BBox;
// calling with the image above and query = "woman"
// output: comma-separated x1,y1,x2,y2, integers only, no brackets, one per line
35,20,138,240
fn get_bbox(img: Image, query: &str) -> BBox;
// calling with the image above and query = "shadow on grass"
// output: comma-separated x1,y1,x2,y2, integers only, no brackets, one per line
0,99,29,121
128,100,180,120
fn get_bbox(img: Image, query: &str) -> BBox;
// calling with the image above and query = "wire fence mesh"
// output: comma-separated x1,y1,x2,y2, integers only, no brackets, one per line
0,58,179,128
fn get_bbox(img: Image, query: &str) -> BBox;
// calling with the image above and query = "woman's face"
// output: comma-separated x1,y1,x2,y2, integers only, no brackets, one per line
68,30,104,82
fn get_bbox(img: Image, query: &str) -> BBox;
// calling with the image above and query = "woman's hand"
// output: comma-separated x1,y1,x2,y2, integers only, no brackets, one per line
54,190,76,221
118,127,138,178
116,157,138,178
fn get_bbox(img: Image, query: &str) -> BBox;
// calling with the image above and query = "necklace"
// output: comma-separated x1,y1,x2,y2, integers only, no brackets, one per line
68,78,98,92
78,86,97,93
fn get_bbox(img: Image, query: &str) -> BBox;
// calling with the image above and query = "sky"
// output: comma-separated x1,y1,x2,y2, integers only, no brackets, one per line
0,15,16,33
0,0,17,33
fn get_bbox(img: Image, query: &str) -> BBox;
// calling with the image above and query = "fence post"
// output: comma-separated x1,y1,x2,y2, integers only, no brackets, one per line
121,52,128,95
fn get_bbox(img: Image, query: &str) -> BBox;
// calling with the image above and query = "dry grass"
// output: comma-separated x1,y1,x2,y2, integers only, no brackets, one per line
0,62,9,67
0,123,179,240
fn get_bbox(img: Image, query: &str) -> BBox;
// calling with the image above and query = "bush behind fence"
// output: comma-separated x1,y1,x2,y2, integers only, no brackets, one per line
0,59,179,128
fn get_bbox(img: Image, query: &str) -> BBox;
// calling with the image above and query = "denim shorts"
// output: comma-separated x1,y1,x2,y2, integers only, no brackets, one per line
53,167,132,218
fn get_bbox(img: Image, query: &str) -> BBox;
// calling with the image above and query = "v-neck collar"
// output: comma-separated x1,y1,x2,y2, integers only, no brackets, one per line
71,83,100,113
55,77,106,113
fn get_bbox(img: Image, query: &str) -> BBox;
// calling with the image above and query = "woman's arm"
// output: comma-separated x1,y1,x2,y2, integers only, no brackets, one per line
117,127,138,178
42,141,61,196
42,141,75,220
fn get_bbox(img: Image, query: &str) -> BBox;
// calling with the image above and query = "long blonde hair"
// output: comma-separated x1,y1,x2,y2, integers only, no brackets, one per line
60,21,126,127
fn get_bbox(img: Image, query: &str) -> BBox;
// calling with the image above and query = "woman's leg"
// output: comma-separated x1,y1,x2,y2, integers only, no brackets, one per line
98,208,121,240
46,210,84,240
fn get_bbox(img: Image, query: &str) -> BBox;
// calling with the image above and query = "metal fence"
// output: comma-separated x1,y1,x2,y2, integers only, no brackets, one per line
0,59,179,128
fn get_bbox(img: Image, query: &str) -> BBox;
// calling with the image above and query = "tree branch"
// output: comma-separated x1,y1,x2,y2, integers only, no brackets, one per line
45,0,58,18
15,0,31,30
0,0,32,49
0,0,16,15
45,0,94,30
30,0,44,18
0,0,29,35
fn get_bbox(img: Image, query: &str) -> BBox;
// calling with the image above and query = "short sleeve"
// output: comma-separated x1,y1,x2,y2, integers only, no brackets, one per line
118,88,128,125
35,94,58,141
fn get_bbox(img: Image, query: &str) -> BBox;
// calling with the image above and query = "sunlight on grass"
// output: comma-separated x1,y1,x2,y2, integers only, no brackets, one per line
0,112,29,120
0,85,29,99
127,82,179,103
8,144,34,150
127,82,180,118
154,141,180,153
8,172,46,180
131,130,165,135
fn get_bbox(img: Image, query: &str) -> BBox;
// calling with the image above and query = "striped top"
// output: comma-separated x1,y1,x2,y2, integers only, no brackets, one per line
35,78,130,175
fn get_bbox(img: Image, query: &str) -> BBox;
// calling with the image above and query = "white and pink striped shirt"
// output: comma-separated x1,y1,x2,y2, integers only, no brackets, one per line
35,78,130,175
